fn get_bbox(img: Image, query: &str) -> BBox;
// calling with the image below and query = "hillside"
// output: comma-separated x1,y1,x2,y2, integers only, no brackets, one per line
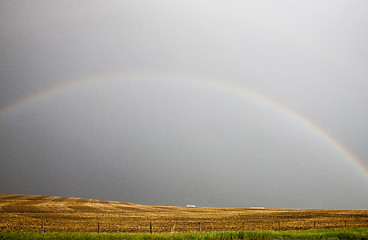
0,194,367,233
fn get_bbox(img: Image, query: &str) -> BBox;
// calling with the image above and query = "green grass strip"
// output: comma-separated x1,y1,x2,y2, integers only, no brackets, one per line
1,227,367,240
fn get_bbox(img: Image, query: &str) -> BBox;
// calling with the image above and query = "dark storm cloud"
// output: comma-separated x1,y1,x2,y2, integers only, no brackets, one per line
1,0,368,209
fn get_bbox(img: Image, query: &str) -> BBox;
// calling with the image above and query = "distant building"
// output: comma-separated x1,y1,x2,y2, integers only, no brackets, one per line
186,205,196,207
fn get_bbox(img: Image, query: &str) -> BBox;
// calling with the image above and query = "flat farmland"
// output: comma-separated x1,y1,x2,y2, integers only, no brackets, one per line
0,194,367,233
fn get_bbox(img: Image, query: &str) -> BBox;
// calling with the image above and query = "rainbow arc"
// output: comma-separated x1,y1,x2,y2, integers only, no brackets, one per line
0,70,367,180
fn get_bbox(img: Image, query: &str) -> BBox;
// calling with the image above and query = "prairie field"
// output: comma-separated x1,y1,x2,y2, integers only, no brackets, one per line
0,194,367,233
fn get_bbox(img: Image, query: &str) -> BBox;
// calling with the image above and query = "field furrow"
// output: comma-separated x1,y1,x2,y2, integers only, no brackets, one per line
0,194,367,233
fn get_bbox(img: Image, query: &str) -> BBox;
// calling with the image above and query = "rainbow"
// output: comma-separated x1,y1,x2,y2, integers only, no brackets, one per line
1,70,367,180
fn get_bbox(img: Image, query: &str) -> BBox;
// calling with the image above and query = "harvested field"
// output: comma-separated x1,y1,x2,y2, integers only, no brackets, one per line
0,194,367,233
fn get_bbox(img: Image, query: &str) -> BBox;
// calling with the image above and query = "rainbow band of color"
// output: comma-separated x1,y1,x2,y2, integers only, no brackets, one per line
0,70,367,181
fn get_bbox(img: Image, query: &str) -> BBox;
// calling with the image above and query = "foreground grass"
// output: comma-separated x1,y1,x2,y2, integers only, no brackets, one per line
1,227,368,240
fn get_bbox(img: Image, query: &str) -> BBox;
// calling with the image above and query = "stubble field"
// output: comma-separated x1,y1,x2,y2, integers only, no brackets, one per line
0,194,367,233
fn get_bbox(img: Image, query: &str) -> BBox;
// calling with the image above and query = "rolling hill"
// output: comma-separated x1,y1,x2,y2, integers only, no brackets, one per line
0,194,367,233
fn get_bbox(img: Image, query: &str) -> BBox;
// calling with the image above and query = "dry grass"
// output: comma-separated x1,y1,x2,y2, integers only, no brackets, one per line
0,194,367,233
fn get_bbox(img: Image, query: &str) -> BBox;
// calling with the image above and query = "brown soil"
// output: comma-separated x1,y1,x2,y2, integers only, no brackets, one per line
0,194,367,233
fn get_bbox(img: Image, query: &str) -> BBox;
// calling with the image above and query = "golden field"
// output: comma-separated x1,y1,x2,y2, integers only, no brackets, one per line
0,194,367,233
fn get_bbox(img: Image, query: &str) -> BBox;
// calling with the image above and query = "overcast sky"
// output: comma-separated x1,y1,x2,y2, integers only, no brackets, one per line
1,0,368,209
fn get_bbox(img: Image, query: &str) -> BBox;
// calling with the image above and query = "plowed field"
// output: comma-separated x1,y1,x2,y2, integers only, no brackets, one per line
1,194,367,233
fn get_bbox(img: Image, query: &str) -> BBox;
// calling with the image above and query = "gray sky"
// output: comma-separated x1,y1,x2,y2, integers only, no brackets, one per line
1,0,368,209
